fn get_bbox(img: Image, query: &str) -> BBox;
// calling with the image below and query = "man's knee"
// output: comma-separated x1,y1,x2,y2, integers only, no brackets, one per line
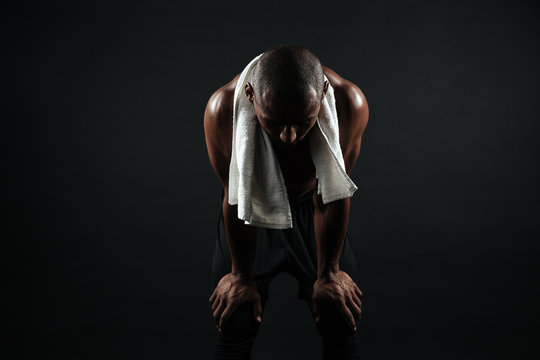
218,301,264,338
311,301,357,338
309,301,361,359
214,302,265,359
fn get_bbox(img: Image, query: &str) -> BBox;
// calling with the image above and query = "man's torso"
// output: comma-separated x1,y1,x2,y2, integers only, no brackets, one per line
204,66,368,204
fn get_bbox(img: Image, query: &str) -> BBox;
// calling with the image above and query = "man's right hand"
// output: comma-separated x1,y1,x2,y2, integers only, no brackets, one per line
209,273,263,331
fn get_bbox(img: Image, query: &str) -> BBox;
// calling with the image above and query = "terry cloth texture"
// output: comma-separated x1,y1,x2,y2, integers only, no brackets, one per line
228,53,358,229
211,188,360,302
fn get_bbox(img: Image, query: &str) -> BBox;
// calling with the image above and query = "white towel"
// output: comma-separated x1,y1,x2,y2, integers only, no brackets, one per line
228,53,357,229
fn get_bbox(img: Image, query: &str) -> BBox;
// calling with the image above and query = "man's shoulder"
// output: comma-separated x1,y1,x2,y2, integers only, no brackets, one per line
203,73,242,186
204,73,241,132
322,66,369,174
322,66,368,123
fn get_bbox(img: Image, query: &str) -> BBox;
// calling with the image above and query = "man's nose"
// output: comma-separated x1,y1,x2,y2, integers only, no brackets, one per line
280,125,297,144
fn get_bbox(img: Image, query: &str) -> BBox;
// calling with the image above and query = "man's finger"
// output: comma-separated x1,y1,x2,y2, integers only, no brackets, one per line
347,296,362,322
352,291,362,310
211,297,221,312
254,298,262,322
312,299,321,323
219,304,234,329
213,299,226,322
338,300,356,331
355,287,363,298
209,289,217,303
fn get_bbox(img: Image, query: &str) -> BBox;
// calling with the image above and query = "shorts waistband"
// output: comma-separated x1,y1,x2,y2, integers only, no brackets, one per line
289,188,316,207
220,188,315,207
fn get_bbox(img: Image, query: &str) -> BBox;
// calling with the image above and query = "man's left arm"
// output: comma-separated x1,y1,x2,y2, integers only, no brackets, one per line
311,80,369,331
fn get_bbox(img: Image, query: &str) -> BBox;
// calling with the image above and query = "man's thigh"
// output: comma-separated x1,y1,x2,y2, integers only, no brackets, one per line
294,231,360,302
211,209,287,302
217,298,269,336
305,298,358,338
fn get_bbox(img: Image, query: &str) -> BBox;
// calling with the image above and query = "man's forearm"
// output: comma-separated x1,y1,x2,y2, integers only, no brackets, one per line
313,196,351,279
222,193,258,279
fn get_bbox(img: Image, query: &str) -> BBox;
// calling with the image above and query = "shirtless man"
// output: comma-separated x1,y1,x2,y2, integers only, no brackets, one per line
204,45,369,359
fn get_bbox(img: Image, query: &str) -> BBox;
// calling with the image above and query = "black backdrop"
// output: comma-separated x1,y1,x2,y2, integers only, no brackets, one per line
7,0,540,359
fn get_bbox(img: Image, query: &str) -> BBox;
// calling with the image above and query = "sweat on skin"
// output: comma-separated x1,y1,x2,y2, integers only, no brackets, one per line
204,47,369,334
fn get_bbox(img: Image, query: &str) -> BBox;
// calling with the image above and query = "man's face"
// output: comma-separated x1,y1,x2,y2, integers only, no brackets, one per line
245,83,328,149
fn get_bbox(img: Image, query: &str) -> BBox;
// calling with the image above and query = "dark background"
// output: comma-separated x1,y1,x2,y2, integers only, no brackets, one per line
7,0,539,359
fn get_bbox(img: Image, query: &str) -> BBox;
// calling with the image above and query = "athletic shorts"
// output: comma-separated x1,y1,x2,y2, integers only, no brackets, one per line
211,188,360,302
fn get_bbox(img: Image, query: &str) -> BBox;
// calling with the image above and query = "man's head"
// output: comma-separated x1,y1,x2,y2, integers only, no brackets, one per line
245,45,329,149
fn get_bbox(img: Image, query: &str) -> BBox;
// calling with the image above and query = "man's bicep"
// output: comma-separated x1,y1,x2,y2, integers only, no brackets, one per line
206,139,231,187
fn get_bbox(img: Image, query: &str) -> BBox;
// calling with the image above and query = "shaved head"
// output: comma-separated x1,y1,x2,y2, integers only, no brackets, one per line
251,45,325,101
245,45,329,148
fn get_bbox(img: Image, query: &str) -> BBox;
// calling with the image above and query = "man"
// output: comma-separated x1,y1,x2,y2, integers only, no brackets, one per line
204,45,369,359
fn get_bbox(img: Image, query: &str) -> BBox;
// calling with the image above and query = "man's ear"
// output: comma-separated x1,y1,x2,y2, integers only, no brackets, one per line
321,80,329,100
245,83,255,103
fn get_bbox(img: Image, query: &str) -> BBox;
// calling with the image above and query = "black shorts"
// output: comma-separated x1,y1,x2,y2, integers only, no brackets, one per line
211,188,360,302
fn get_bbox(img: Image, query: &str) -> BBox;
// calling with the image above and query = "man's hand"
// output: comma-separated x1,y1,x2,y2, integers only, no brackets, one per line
312,270,363,331
209,273,263,331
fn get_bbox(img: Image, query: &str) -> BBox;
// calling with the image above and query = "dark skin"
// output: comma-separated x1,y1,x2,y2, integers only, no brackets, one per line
204,66,369,332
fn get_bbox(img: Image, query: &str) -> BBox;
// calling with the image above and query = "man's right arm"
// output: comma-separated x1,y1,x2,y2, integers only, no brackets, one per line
203,84,262,329
203,84,258,279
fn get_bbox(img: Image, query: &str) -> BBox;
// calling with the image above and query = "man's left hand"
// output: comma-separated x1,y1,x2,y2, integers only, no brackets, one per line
312,270,363,331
